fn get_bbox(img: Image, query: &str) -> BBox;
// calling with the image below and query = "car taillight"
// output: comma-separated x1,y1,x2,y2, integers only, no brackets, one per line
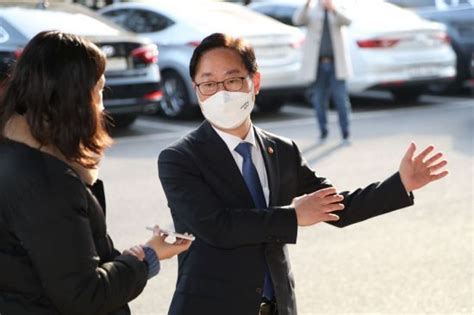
187,41,201,47
357,38,400,48
434,32,450,44
14,48,23,59
131,44,158,64
143,90,163,101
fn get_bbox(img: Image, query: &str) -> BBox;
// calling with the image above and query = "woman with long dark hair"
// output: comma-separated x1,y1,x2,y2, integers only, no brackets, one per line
0,31,191,315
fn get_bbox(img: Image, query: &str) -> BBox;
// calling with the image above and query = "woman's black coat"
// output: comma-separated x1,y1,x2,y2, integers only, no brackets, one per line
0,139,148,315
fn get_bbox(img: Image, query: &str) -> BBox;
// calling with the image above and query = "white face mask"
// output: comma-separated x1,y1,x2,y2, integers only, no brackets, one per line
198,88,255,130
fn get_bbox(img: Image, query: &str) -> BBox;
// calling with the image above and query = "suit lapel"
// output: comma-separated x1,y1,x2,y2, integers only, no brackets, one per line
254,126,280,207
194,121,254,207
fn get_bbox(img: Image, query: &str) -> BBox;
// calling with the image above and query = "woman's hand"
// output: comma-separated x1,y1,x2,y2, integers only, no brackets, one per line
145,225,193,260
123,245,145,261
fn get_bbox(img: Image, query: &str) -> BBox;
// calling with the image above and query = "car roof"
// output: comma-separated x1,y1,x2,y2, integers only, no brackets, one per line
249,0,305,7
100,0,302,37
0,1,132,39
250,0,443,34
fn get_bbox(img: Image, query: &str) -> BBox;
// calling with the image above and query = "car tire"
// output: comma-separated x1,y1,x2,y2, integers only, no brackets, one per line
390,87,425,103
256,95,285,113
160,70,196,118
112,114,137,129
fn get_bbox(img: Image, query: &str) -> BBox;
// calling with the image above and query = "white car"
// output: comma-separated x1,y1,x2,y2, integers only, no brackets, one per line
99,0,307,118
249,0,457,102
0,1,163,128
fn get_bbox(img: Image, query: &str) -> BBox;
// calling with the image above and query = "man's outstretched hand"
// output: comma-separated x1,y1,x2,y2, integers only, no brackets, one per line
399,142,449,193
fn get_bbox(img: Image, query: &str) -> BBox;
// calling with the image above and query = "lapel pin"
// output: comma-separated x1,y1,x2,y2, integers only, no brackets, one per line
267,147,274,154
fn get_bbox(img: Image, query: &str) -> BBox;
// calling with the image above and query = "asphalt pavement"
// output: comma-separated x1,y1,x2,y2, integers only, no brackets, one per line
101,93,473,315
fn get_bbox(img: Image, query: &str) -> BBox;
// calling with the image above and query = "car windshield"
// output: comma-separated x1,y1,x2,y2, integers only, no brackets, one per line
386,0,474,9
2,8,121,38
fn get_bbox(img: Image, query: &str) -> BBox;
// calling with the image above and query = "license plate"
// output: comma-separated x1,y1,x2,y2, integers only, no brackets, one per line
106,57,127,72
255,46,290,59
406,66,440,78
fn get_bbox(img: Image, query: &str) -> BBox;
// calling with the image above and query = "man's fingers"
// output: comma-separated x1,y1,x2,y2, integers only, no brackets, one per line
429,160,448,173
430,170,449,181
415,145,434,162
403,142,417,161
312,187,337,198
325,194,344,204
322,203,345,213
424,152,443,166
324,213,340,222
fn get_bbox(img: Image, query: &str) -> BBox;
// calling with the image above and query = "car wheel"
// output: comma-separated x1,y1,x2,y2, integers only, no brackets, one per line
390,87,425,103
112,114,137,129
160,70,195,118
256,95,285,113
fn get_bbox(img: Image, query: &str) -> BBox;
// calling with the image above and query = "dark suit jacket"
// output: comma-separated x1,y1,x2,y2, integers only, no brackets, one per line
158,121,413,315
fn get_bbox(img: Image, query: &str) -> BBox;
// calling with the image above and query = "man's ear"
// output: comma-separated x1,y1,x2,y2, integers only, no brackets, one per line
253,71,261,95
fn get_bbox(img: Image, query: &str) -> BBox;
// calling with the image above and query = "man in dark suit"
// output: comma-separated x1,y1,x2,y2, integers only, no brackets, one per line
158,33,448,315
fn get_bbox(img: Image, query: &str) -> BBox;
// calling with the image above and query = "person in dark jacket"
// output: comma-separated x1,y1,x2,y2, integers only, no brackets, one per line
0,31,192,315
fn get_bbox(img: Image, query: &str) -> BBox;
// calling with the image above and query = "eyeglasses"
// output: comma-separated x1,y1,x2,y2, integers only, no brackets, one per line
195,76,249,96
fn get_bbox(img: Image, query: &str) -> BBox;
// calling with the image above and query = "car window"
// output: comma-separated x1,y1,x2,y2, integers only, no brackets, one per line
256,5,296,26
125,9,174,33
387,0,473,8
274,5,298,25
101,8,131,27
445,0,474,7
386,0,436,8
0,26,9,44
254,5,278,16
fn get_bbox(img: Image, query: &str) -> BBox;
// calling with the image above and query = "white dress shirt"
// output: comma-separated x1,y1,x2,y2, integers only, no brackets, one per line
212,125,270,206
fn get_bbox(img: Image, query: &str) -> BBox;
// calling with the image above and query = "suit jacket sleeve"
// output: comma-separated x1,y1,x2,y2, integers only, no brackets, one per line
158,147,298,249
9,173,148,315
293,141,414,227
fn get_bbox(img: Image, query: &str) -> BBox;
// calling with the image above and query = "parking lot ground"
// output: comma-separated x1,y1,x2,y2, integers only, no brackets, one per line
103,94,473,315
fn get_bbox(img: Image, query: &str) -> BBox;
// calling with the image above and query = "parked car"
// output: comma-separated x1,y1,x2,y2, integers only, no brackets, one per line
249,0,457,102
99,0,308,118
386,0,474,92
0,1,162,128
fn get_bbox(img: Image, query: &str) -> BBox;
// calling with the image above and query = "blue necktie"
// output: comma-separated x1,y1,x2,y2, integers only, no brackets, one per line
235,142,274,300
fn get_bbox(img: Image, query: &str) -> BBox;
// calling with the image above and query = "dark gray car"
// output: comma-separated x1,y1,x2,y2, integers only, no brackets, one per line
0,1,162,128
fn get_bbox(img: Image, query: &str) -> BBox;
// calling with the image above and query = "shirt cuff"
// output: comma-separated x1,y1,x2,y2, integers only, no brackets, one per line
141,245,160,279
